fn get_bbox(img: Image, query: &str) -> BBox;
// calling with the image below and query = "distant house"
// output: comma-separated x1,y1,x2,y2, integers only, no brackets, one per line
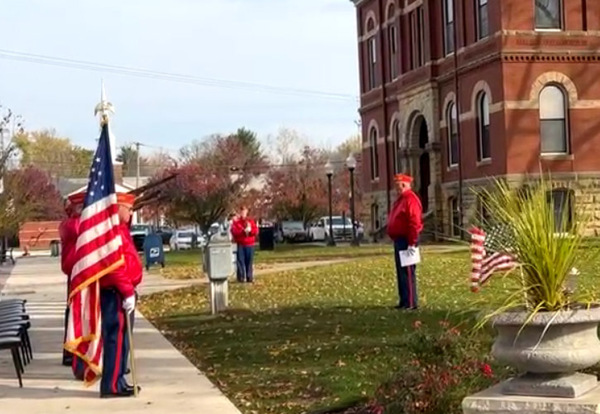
56,174,152,224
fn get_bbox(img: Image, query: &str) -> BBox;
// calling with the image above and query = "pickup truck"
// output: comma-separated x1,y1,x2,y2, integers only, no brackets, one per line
309,216,364,242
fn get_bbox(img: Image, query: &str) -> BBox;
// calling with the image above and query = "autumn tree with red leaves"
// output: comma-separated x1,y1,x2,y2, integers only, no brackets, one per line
267,145,330,225
0,166,64,235
152,128,266,232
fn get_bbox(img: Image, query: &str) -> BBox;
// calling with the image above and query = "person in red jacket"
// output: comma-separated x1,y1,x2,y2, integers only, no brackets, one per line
387,174,423,309
60,193,84,368
231,206,258,283
98,192,143,398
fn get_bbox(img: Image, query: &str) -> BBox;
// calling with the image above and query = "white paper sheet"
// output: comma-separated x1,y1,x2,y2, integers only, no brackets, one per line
399,247,421,267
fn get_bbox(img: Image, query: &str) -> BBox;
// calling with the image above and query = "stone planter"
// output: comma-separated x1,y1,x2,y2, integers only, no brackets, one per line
491,306,600,397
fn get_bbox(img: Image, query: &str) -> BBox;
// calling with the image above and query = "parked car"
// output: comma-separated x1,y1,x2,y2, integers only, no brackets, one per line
130,224,153,251
156,227,174,245
280,220,310,243
309,216,364,242
169,230,202,251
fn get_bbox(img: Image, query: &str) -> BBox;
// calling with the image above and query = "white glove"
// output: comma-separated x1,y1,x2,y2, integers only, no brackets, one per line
123,295,136,313
245,224,251,233
407,245,417,256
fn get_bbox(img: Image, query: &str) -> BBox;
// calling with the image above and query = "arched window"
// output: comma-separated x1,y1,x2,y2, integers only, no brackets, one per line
476,92,491,161
369,127,379,179
546,188,574,232
449,197,460,236
539,84,568,154
447,102,459,166
391,120,399,174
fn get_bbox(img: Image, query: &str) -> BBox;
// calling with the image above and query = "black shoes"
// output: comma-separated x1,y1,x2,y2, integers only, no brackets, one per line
100,386,141,398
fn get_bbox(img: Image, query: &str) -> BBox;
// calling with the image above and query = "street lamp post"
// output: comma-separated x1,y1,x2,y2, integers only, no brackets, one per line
325,161,336,247
346,154,359,247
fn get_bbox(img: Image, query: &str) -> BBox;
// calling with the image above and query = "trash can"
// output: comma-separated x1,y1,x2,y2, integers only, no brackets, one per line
50,240,61,257
143,233,165,270
258,226,275,251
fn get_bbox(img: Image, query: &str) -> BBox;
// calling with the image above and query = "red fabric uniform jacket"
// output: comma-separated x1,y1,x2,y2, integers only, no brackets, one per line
59,217,80,279
231,217,258,246
386,190,423,245
100,224,143,298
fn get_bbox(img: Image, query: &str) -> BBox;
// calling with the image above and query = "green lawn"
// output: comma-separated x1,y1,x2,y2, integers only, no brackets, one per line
165,244,394,267
139,250,600,414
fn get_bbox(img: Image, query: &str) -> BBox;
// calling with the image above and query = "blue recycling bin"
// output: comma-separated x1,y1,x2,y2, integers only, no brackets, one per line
143,233,165,270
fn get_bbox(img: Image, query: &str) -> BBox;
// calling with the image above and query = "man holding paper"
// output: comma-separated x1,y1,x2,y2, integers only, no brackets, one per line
387,174,423,309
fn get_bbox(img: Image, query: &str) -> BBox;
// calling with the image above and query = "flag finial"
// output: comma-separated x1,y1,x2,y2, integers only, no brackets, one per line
94,79,115,125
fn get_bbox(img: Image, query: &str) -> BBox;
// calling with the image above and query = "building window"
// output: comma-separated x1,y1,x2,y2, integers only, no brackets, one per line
447,102,459,166
369,127,379,179
476,92,491,161
392,120,401,173
388,25,398,80
476,0,489,39
547,188,573,232
478,195,491,225
371,203,380,232
367,37,377,90
539,84,568,154
409,7,425,69
535,0,562,30
450,197,461,236
443,0,455,55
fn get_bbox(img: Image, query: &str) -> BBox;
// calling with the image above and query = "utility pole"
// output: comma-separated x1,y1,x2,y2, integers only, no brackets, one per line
135,141,141,190
452,0,465,240
135,141,141,224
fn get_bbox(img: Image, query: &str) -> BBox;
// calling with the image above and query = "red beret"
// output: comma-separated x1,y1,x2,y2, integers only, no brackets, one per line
68,191,135,207
117,193,136,207
394,174,413,183
67,192,85,206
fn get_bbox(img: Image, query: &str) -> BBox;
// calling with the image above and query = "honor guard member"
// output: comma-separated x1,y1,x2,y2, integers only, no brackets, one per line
387,174,423,310
59,193,86,379
99,192,143,398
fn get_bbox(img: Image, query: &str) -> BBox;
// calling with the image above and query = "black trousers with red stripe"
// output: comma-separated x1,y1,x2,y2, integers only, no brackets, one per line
100,289,130,395
393,237,418,309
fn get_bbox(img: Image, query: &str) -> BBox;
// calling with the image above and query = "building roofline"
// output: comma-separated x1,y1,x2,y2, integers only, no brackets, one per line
349,0,364,6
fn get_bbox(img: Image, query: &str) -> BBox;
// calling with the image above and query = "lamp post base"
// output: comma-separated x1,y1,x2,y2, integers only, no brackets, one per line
350,239,360,247
326,237,336,247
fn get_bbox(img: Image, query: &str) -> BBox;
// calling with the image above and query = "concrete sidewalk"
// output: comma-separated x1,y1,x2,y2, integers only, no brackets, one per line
0,257,242,414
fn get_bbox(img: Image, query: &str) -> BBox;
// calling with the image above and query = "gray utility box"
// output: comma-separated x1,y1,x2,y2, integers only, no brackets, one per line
204,233,234,314
205,237,234,281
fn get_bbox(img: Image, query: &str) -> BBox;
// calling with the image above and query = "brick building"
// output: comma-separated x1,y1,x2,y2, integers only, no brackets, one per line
350,0,600,238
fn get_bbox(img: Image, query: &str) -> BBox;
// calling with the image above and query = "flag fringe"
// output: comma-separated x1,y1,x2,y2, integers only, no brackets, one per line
68,256,125,302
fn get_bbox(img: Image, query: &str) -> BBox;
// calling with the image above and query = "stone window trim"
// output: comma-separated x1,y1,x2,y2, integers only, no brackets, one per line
362,12,379,39
384,0,397,25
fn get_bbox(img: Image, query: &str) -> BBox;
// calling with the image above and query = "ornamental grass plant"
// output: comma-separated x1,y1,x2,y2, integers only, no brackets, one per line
475,175,600,321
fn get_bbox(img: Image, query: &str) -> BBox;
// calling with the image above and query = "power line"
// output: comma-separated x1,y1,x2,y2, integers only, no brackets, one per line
0,49,359,103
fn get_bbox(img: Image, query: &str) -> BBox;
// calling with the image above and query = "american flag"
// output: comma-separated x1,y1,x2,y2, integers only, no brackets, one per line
470,225,518,292
63,121,124,385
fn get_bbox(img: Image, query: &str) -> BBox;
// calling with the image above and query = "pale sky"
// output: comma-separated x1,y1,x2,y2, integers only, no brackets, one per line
0,0,359,156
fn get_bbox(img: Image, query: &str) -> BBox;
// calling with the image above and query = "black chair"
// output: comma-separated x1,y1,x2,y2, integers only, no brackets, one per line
0,337,24,387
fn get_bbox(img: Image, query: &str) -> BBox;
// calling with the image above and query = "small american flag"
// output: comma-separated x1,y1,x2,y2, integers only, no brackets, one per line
470,225,518,292
63,121,124,385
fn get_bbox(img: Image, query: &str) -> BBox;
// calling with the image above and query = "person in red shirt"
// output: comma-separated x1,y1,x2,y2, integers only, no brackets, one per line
98,192,143,398
60,193,83,369
231,206,258,283
387,174,423,309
